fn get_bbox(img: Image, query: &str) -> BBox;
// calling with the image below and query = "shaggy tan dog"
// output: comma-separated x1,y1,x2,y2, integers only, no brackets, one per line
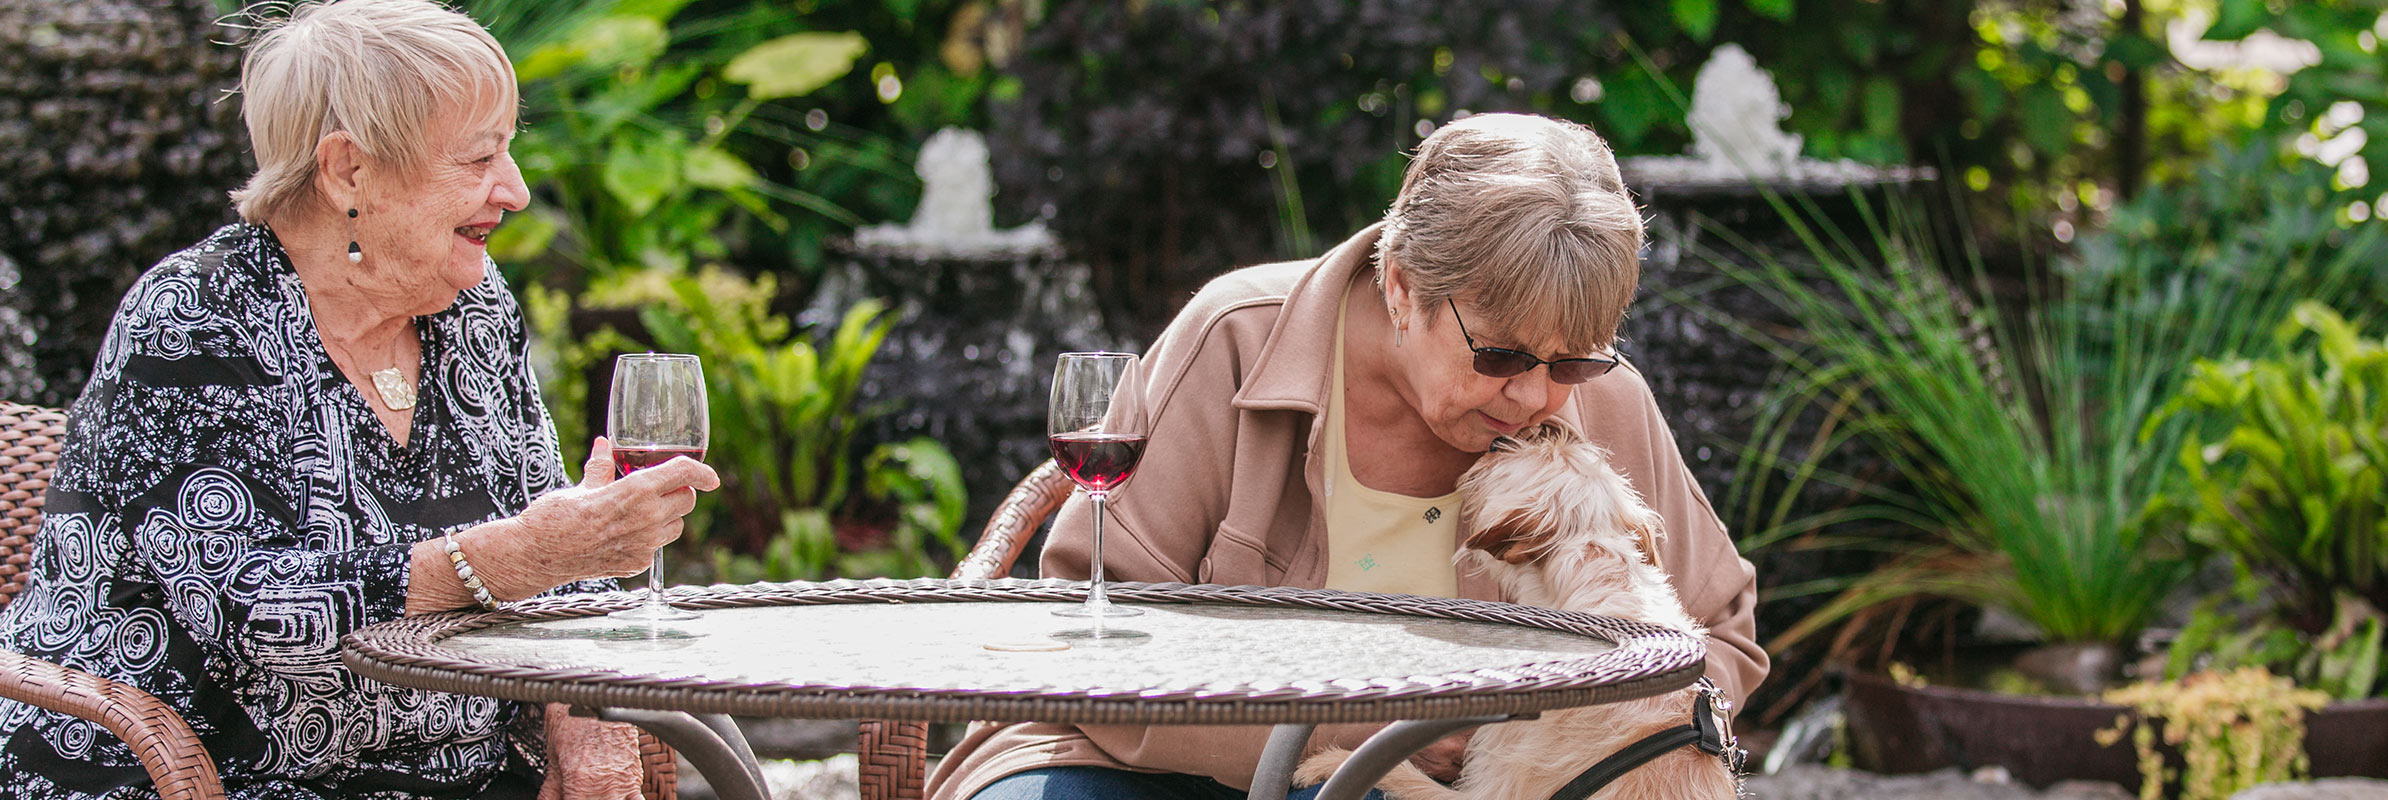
1294,423,1741,800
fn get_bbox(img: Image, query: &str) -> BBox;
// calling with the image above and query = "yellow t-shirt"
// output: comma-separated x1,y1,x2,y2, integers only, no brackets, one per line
1321,295,1461,598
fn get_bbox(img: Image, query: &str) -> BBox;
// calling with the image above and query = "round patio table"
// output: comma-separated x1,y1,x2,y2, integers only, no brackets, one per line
341,578,1707,800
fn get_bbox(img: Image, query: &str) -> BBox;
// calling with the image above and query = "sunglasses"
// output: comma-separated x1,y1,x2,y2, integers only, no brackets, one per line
1447,299,1618,385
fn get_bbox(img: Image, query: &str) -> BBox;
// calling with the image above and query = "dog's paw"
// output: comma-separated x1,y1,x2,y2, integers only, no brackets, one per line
1292,747,1352,787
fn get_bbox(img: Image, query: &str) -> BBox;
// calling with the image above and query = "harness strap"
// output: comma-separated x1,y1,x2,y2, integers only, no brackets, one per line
1546,678,1745,800
1545,724,1700,800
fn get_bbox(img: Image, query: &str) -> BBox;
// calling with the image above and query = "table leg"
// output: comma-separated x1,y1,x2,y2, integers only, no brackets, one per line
588,707,771,800
1247,723,1317,800
690,712,767,788
1310,715,1517,800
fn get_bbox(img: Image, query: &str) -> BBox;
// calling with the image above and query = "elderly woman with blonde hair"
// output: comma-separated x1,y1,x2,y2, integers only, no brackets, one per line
0,1,717,797
929,113,1767,799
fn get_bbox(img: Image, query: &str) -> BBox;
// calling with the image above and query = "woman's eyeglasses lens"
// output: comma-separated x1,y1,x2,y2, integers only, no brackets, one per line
1448,300,1616,385
1470,350,1615,384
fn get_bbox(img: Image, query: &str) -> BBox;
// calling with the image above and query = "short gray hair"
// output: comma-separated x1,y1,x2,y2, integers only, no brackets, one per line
1378,113,1645,354
228,0,517,223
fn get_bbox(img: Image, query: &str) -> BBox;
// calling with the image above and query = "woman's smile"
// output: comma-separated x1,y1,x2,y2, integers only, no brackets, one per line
453,219,498,247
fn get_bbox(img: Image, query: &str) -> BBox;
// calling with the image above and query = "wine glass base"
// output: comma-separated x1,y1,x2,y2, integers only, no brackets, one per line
1051,627,1152,646
609,603,700,622
1051,603,1143,618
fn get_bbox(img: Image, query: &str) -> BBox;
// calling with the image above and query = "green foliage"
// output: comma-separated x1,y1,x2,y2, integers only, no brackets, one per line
2158,303,2388,615
2199,0,2388,190
1729,194,2189,648
523,282,637,459
2168,589,2386,701
2149,302,2388,699
533,267,967,583
635,273,875,536
469,0,870,287
1736,158,2384,654
856,438,971,579
2096,668,2329,800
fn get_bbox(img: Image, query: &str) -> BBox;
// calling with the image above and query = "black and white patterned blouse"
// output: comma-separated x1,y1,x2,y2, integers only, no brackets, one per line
0,223,605,799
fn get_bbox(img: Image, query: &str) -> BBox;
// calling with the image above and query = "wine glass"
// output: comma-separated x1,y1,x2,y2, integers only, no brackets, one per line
1048,352,1148,627
608,353,707,622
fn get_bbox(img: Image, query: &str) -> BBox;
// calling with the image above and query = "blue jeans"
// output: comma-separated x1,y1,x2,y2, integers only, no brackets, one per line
971,766,1386,800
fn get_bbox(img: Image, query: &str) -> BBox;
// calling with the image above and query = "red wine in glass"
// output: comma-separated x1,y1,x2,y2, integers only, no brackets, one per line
1049,433,1146,493
614,445,707,478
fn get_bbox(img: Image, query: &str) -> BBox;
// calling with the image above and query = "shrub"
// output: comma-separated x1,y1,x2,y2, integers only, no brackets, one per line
2151,302,2388,700
2097,668,2329,800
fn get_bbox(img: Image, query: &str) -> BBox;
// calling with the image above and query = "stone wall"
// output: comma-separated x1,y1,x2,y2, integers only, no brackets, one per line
0,0,248,406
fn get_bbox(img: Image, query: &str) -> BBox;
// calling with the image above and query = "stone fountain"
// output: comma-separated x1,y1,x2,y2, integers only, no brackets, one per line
851,128,1059,259
814,127,1126,531
1623,44,1931,194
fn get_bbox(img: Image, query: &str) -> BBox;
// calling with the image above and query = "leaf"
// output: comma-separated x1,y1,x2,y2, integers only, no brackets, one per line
1671,0,1720,42
579,65,704,137
2204,0,2268,41
684,147,761,191
601,134,680,216
2105,32,2167,71
723,32,870,101
1600,68,1670,145
1745,0,1793,22
635,305,698,355
2018,84,2073,157
515,15,669,82
610,0,698,22
514,41,588,84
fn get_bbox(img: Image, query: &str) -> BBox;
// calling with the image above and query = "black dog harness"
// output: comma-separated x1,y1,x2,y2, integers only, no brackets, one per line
1546,678,1748,800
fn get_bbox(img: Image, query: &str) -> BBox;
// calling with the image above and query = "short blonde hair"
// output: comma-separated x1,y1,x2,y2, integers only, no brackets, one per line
1378,113,1645,354
229,0,517,223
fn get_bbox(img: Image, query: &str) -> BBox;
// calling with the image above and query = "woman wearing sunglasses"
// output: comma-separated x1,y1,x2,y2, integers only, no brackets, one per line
932,113,1765,800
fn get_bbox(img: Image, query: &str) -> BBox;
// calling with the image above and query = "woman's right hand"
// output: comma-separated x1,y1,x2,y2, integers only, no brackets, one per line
463,437,721,600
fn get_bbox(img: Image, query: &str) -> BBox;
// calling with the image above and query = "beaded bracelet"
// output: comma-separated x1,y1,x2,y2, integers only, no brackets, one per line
443,533,500,611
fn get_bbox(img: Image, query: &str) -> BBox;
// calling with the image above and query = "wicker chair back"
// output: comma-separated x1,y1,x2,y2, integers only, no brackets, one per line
0,401,67,609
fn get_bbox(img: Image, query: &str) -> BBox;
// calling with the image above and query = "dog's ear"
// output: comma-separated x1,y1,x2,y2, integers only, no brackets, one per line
1464,511,1549,565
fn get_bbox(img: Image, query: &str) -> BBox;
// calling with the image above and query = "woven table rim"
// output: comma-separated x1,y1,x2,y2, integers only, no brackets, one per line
341,578,1706,725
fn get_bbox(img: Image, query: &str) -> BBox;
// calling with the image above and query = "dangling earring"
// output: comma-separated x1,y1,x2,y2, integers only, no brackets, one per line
1390,307,1404,347
346,208,363,264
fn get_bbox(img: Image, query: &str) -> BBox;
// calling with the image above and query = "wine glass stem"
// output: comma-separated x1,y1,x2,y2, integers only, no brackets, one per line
649,547,669,611
1088,491,1109,613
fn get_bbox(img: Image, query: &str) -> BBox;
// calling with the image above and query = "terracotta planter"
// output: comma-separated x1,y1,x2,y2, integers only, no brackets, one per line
1843,668,2388,788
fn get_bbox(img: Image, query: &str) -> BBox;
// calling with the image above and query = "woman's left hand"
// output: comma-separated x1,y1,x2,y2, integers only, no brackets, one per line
538,703,645,800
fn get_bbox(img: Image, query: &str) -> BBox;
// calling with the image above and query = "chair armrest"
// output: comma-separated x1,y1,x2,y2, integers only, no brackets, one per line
952,460,1072,582
0,649,225,800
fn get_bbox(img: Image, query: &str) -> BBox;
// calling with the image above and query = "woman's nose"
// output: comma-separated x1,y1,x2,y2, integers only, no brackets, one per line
1502,366,1553,409
492,152,530,212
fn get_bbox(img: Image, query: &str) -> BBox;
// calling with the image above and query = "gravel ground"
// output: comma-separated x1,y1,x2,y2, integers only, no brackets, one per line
1743,765,2133,800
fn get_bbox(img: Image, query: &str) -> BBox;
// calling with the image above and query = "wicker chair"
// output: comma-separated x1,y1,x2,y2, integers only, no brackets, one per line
0,401,677,799
853,459,1077,799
